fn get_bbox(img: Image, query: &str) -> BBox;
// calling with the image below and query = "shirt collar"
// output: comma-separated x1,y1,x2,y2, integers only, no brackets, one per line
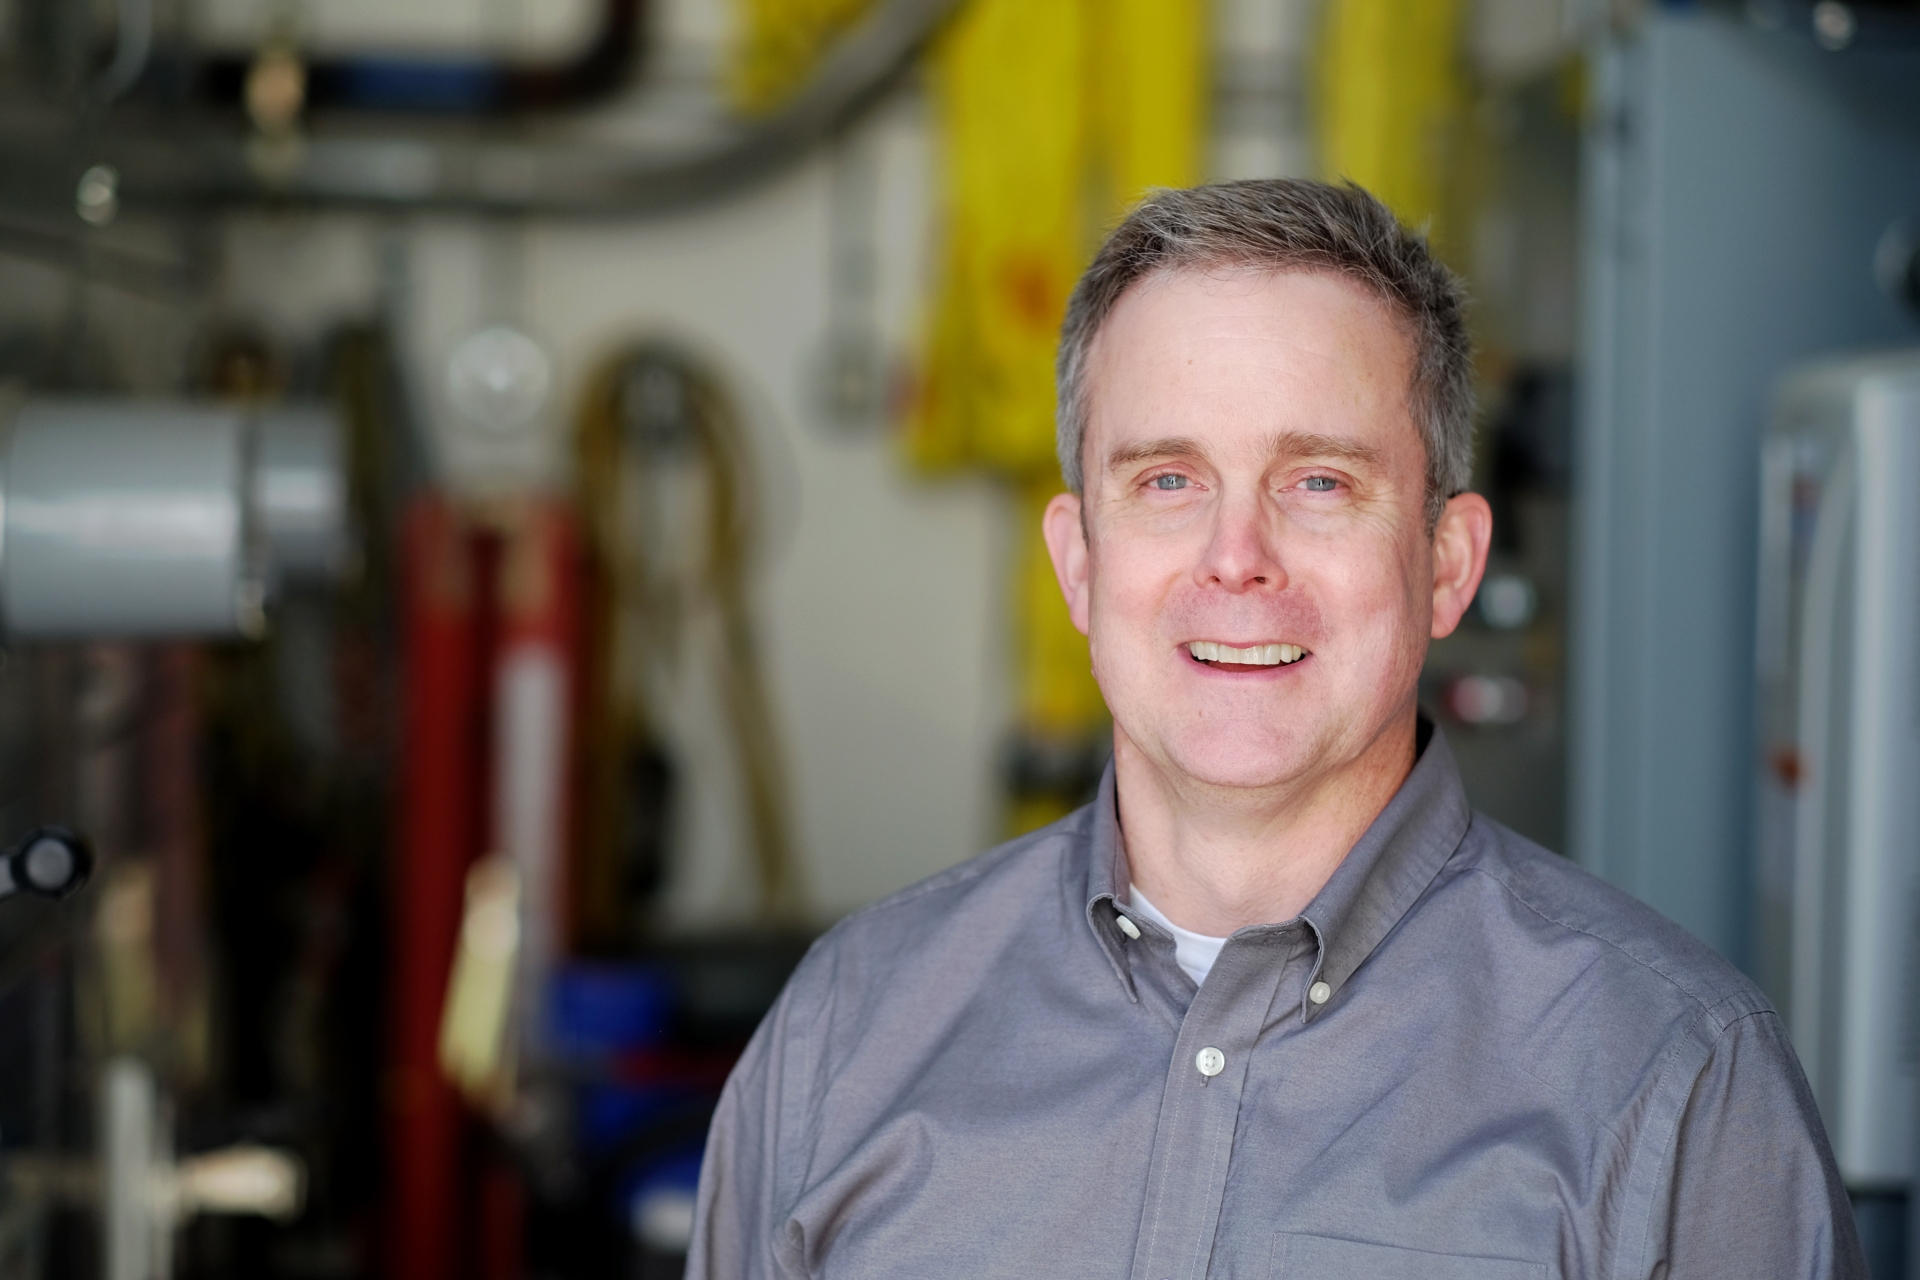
1081,716,1472,1016
1083,762,1139,999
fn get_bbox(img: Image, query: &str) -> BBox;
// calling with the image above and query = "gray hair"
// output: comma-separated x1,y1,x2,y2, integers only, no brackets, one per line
1055,179,1474,527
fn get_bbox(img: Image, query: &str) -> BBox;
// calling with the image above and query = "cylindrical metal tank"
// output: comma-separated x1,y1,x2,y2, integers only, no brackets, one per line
0,399,345,638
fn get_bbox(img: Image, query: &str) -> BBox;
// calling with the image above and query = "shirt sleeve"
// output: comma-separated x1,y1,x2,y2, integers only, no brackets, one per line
685,967,815,1280
1649,1008,1867,1280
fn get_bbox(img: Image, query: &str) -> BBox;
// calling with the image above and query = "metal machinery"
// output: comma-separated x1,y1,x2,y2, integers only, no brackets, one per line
1574,6,1920,972
1576,11,1920,1276
0,397,346,1280
0,401,345,638
0,0,969,1271
1755,350,1920,1195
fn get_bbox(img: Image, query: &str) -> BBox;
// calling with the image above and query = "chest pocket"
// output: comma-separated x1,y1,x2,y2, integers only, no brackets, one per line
1271,1232,1548,1280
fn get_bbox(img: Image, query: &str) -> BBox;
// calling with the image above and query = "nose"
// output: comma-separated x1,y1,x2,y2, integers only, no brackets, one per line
1195,489,1286,593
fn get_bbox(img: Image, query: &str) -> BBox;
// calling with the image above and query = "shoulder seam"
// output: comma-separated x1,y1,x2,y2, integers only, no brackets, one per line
1625,997,1720,1279
1623,1001,1781,1279
1458,862,1764,1028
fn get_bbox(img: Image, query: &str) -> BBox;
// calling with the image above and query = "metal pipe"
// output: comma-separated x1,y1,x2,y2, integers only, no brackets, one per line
0,399,346,639
0,217,192,301
198,0,644,114
0,0,962,220
95,0,153,104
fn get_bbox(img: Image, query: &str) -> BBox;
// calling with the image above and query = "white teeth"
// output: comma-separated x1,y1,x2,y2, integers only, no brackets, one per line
1187,641,1308,666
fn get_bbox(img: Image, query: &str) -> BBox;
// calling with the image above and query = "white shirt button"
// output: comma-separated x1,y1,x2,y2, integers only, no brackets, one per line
1115,914,1141,940
1309,981,1331,1005
1195,1046,1225,1077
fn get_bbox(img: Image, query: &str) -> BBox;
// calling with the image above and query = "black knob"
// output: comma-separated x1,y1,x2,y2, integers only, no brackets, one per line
1,826,92,901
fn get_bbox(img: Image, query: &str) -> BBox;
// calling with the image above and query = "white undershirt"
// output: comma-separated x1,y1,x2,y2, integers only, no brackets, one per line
1125,886,1229,987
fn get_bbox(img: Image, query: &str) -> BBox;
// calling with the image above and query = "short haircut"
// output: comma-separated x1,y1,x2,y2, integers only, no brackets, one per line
1054,179,1474,527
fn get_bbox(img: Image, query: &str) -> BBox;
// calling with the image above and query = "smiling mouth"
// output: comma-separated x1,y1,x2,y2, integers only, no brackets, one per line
1186,641,1310,668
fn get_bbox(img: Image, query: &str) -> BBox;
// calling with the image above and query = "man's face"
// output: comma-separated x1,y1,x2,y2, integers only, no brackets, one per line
1044,267,1484,795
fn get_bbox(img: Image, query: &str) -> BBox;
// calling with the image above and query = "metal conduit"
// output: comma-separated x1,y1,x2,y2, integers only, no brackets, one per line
0,0,963,221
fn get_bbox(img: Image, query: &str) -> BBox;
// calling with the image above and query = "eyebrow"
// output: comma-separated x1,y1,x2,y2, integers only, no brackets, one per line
1103,430,1384,474
1266,430,1383,468
1105,436,1207,471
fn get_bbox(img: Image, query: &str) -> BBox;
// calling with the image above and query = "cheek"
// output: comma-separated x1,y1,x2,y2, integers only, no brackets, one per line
1313,537,1432,655
1086,538,1182,641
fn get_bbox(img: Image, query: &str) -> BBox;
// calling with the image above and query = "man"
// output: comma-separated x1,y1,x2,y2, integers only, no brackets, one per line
688,180,1862,1278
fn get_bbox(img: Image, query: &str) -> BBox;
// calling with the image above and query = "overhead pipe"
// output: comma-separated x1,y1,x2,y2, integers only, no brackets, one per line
0,212,192,299
196,0,644,115
0,0,963,221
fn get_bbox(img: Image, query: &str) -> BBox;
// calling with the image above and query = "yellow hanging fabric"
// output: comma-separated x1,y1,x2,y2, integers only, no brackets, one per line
911,0,1205,473
908,0,1087,476
728,0,880,115
1091,0,1206,210
912,0,1205,830
1314,0,1466,240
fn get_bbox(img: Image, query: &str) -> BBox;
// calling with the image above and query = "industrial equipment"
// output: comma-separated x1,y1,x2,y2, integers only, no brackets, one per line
0,400,346,638
0,396,347,1280
1754,348,1920,1192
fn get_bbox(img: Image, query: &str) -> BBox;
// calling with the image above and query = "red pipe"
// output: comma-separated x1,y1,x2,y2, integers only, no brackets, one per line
386,498,488,1280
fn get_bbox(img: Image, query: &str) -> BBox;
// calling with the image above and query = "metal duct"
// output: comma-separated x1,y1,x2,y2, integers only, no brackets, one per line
0,399,346,638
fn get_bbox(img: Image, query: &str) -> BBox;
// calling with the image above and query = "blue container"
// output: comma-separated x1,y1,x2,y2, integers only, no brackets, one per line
578,1081,695,1154
548,963,675,1059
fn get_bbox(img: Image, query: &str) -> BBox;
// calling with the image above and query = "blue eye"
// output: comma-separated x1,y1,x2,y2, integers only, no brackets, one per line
1303,476,1337,492
1151,474,1189,491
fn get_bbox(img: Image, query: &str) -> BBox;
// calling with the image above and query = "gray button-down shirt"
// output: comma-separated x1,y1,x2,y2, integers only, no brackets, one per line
688,726,1863,1279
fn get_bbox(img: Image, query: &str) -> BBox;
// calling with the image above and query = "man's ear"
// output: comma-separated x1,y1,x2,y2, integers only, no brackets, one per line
1430,491,1492,640
1042,492,1092,636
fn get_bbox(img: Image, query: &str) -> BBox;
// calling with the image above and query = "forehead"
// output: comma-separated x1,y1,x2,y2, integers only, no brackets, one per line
1082,266,1420,467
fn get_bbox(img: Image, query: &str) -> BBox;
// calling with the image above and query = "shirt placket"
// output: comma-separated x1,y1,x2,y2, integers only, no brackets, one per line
1127,925,1309,1280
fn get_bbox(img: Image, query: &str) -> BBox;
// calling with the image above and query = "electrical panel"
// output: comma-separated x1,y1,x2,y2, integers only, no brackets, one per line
1756,348,1920,1187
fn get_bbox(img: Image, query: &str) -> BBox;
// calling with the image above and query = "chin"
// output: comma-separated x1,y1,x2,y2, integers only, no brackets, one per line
1157,720,1326,791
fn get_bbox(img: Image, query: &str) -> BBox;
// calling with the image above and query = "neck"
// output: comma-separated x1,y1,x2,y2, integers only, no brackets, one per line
1115,706,1419,936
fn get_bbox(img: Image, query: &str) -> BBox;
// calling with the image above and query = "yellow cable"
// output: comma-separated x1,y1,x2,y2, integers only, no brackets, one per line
573,346,803,931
